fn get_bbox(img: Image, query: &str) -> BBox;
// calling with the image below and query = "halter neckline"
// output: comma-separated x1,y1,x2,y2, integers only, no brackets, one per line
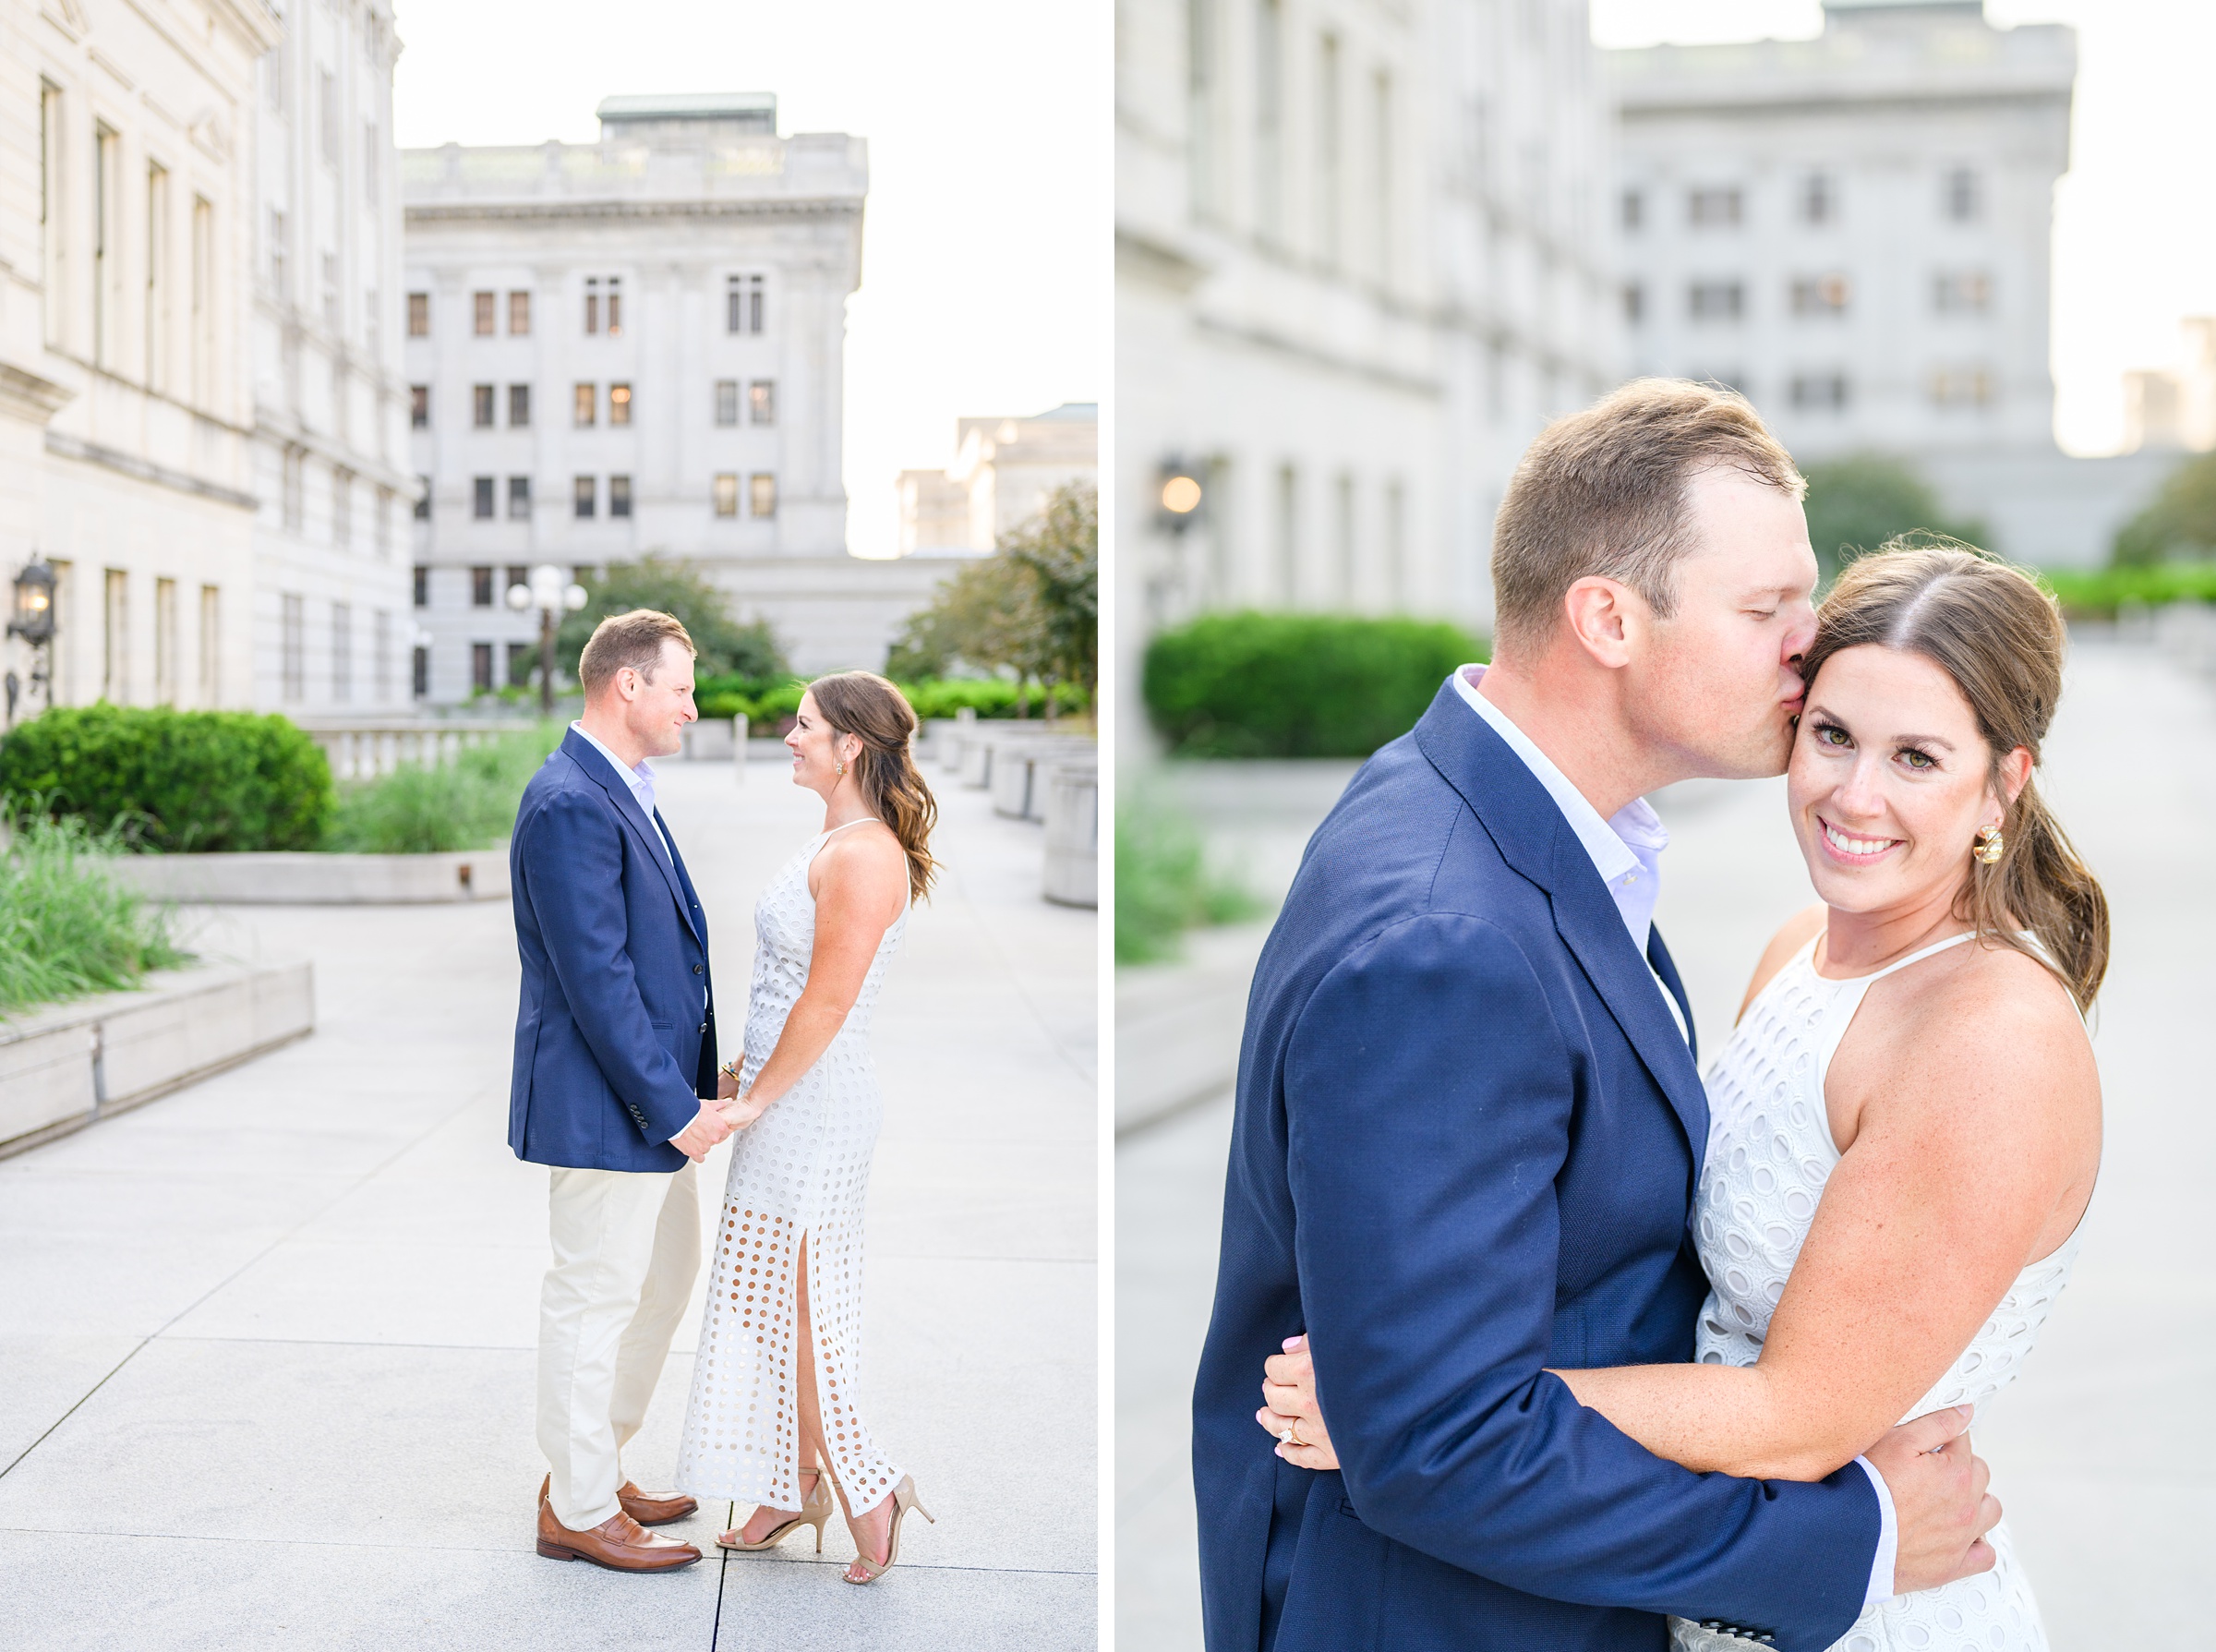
1809,927,1977,985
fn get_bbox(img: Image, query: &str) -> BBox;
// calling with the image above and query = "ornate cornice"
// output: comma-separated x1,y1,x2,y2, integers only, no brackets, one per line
44,429,256,511
403,197,862,226
0,361,76,425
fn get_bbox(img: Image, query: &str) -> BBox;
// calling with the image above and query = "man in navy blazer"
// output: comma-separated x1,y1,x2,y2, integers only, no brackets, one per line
510,609,730,1574
1194,382,1999,1652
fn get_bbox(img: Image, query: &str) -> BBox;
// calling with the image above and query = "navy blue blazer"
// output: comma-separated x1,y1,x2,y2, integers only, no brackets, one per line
507,729,717,1173
1193,682,1880,1652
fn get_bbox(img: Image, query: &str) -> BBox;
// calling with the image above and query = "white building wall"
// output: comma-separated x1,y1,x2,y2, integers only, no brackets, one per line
248,0,414,717
0,0,277,719
400,102,880,699
1116,0,1620,757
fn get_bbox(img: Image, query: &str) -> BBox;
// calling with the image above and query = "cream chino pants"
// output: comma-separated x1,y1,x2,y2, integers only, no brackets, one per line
537,1159,700,1531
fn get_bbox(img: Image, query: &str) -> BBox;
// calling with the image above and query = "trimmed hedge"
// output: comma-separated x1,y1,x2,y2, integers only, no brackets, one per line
0,705,335,851
2038,561,2216,620
1143,612,1487,758
693,674,1086,727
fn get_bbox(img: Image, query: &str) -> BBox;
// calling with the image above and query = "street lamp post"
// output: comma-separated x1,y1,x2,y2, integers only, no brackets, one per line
7,555,57,723
505,563,589,717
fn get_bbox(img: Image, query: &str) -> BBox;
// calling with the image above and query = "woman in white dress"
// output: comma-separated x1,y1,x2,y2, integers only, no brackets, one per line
675,670,938,1585
1258,545,2107,1650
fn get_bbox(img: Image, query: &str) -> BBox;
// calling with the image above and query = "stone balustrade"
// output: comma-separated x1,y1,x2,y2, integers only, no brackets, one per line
295,717,526,781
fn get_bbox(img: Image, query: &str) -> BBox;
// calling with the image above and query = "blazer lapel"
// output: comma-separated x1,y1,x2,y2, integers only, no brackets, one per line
560,730,704,945
1411,684,1709,1176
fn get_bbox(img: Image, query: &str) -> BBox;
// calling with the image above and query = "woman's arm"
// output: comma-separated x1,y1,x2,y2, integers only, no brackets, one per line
1261,948,2097,1482
722,828,908,1127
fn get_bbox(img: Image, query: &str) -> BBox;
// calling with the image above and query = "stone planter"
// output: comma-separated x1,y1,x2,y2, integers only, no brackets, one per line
0,959,316,1158
1042,761,1098,908
993,736,1098,821
100,845,511,904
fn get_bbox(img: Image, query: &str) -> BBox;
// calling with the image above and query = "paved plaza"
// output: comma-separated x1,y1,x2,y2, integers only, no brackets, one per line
1116,637,2216,1649
0,754,1097,1650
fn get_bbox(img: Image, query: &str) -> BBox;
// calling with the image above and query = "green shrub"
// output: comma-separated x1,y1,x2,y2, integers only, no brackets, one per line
2037,561,2216,619
0,705,334,851
325,725,562,854
1114,794,1261,965
693,675,1084,728
2111,451,2216,565
1801,454,1990,582
1142,611,1487,759
0,813,189,1015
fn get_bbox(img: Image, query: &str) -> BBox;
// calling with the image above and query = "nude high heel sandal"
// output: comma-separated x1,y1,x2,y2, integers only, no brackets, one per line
840,1474,934,1585
717,1465,834,1554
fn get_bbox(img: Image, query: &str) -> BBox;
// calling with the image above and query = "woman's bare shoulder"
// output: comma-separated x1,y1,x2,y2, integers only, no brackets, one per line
812,821,908,894
1736,903,1828,1021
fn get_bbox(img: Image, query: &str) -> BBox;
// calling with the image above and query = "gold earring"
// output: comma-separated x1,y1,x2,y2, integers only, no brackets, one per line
1973,826,2004,865
837,758,846,777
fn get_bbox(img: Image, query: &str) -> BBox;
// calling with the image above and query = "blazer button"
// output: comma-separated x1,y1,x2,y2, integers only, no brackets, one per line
693,963,704,975
699,1020,708,1033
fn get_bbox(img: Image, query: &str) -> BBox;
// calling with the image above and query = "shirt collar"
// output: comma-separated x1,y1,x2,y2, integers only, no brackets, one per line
1450,666,1664,880
570,720,656,809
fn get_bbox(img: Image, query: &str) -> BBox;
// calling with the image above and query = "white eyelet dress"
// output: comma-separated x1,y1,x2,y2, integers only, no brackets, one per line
1670,932,2083,1652
676,823,909,1517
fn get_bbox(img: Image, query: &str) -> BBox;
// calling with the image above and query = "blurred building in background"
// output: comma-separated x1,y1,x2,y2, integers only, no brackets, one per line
0,0,278,717
897,402,1097,554
1116,0,1620,755
1609,0,2168,569
2122,318,2216,454
250,0,416,717
402,93,951,696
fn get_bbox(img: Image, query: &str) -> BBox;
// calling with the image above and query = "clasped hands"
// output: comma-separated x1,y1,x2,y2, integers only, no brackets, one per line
1256,1334,2005,1597
668,1072,768,1163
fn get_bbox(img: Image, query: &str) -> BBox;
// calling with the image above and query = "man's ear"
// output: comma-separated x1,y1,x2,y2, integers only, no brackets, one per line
1560,575,1641,669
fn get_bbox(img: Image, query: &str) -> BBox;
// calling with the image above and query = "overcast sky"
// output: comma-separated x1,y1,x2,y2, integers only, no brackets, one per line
390,0,1107,557
1591,0,2216,455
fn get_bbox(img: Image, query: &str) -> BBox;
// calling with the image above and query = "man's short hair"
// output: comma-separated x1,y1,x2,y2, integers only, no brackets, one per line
578,609,695,697
1489,379,1804,655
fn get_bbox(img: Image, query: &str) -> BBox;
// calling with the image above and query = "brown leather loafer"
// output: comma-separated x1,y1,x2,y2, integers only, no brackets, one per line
540,1475,698,1528
536,1497,702,1572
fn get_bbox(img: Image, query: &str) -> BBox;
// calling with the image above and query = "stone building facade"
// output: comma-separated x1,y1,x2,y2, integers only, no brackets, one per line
897,402,1097,554
1116,0,1620,753
0,0,279,717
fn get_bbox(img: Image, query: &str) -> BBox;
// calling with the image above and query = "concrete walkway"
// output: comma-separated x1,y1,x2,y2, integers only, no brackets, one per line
1115,637,2216,1649
0,754,1096,1650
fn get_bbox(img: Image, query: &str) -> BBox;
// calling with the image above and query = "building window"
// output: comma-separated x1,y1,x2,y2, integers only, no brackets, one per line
504,565,529,602
1789,373,1849,411
321,252,340,331
500,641,529,688
1800,172,1836,225
415,476,431,521
574,382,595,426
584,277,599,335
319,70,338,164
574,476,596,519
713,473,739,517
200,585,221,705
1689,280,1745,321
374,609,391,703
413,644,428,698
507,476,531,520
332,468,352,549
407,292,428,335
1943,167,1981,223
472,642,493,694
1689,187,1742,227
1623,283,1644,325
473,384,494,427
363,122,379,204
269,208,286,293
281,592,304,701
727,273,764,333
473,477,494,520
509,290,531,334
474,291,495,334
154,578,177,705
606,277,621,336
283,445,305,531
376,488,392,559
609,475,632,518
331,601,353,703
716,380,739,426
413,565,428,607
471,566,494,606
410,384,428,428
1933,270,1993,314
749,380,776,426
750,474,777,519
509,383,531,427
1620,188,1643,232
609,383,632,426
1930,365,1995,407
1789,274,1850,317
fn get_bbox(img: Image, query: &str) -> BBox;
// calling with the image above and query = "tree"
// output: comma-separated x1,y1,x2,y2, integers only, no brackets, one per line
1002,485,1099,706
2111,451,2216,565
1800,454,1989,582
537,556,788,684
